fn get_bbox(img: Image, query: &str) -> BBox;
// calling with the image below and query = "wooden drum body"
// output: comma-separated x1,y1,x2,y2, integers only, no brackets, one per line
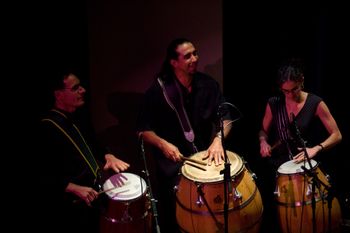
176,151,263,233
275,160,342,233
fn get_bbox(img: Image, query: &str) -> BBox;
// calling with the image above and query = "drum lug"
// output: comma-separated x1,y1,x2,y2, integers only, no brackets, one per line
250,172,257,181
306,183,314,197
274,185,280,197
232,188,242,201
121,204,133,222
196,195,204,207
195,183,204,207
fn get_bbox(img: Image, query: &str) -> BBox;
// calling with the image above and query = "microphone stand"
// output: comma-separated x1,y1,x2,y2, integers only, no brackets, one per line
293,120,333,233
139,134,161,233
216,102,242,233
218,113,231,233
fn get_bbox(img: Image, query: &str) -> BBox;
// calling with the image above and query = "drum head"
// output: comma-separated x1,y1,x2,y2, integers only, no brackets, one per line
277,159,318,174
181,150,243,182
103,172,147,201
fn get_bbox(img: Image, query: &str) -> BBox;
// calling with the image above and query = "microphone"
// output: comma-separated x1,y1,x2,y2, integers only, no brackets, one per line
217,102,243,121
217,104,224,117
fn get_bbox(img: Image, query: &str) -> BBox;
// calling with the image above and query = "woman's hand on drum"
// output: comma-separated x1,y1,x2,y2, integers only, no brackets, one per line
259,140,271,157
205,137,224,166
293,147,318,163
104,154,130,173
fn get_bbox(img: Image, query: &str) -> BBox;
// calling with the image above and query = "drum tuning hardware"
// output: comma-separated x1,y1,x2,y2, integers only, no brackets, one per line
196,195,204,207
232,188,242,201
173,185,179,192
306,183,313,197
250,173,257,180
274,186,280,197
196,183,202,188
121,205,133,222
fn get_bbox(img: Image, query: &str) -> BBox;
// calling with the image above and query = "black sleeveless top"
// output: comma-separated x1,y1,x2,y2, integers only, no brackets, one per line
267,93,323,170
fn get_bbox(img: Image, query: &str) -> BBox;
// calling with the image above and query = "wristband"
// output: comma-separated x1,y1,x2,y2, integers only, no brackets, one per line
318,144,324,151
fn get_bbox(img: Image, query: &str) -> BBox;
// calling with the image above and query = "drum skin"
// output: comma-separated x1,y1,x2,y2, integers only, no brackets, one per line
275,160,342,233
176,151,263,233
100,173,152,233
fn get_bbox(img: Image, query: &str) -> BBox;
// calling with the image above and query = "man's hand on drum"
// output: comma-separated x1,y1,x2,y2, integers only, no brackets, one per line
80,186,98,206
104,153,130,173
66,183,98,207
292,147,318,163
159,140,182,162
205,137,224,166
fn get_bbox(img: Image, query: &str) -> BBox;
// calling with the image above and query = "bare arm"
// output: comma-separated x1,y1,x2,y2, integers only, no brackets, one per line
259,103,273,157
316,101,342,149
140,130,182,162
293,101,342,162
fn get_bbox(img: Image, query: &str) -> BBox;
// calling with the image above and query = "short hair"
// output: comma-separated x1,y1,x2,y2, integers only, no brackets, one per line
43,67,79,107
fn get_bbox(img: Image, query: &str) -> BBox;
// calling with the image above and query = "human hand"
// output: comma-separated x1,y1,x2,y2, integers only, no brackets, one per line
68,183,98,207
159,140,182,162
204,137,224,166
104,154,130,173
292,147,317,163
260,140,272,157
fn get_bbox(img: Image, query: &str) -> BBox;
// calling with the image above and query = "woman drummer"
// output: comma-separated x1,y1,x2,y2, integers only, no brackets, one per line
258,58,342,232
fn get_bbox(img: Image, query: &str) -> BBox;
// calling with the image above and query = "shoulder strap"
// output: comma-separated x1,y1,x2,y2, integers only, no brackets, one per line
157,77,198,153
42,110,100,178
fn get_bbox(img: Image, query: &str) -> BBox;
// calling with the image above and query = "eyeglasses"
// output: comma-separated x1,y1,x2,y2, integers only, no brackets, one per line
280,85,301,94
63,84,83,92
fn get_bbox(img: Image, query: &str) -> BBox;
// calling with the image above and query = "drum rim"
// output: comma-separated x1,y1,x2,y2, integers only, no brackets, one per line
181,150,244,182
277,159,318,175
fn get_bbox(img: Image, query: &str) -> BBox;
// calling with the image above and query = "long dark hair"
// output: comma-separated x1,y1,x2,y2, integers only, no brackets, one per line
157,38,192,80
277,58,304,87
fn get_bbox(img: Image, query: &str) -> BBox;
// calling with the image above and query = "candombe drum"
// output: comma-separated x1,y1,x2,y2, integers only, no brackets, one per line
100,172,152,233
175,150,263,233
275,160,342,233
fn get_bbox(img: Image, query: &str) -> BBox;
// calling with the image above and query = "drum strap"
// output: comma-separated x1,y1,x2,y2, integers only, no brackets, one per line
42,109,100,178
157,77,198,153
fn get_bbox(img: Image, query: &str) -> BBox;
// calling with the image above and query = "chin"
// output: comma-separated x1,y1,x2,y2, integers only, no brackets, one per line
189,69,197,74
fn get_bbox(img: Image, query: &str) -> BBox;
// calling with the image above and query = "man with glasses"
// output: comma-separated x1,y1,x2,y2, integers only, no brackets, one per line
35,69,130,233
